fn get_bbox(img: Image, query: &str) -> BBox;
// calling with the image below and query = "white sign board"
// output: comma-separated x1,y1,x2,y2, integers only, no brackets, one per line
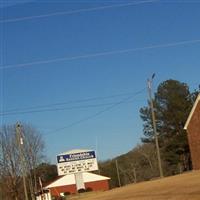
57,150,98,176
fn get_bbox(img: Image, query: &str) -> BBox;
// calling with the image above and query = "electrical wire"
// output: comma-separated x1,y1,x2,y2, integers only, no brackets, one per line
0,90,143,114
1,39,200,70
0,0,157,23
44,88,145,135
0,99,143,116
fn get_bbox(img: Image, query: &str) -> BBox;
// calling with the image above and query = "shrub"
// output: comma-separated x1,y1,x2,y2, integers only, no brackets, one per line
86,187,93,192
78,188,86,193
64,191,71,196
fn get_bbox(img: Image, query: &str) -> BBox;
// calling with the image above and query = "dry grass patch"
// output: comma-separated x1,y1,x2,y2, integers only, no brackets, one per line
79,171,200,200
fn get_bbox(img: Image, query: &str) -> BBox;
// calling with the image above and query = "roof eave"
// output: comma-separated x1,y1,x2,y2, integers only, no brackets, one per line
184,93,200,130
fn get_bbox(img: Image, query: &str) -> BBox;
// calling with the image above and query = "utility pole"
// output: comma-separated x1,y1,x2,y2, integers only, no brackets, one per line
133,167,137,183
147,74,164,178
39,177,45,200
16,123,29,200
115,159,121,187
95,136,101,175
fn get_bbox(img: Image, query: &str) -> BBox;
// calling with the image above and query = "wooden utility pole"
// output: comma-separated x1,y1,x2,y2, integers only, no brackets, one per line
133,167,137,183
115,159,121,187
147,74,164,178
16,123,29,200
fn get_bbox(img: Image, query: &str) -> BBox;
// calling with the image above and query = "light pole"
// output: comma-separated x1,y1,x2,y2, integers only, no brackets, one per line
147,74,163,178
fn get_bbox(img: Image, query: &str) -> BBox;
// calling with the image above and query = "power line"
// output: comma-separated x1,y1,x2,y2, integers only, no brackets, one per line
44,88,145,135
0,91,142,114
0,0,157,23
0,100,142,116
1,39,200,70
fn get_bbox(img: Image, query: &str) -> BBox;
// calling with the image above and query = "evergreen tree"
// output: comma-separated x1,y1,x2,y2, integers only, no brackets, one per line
140,79,198,174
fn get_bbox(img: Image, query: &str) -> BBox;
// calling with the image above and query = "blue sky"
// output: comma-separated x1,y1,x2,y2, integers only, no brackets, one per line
0,0,200,163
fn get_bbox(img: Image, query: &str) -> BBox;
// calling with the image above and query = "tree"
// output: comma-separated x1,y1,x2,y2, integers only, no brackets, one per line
98,143,160,187
0,123,45,200
35,163,57,186
140,79,198,174
117,143,160,182
22,125,45,199
98,160,118,188
97,80,199,189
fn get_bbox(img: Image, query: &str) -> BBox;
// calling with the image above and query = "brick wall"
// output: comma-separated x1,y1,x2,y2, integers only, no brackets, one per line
49,180,109,197
85,179,109,191
187,101,200,170
50,184,76,196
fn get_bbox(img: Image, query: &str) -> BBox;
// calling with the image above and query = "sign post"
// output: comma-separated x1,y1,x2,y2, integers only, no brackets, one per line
74,173,85,191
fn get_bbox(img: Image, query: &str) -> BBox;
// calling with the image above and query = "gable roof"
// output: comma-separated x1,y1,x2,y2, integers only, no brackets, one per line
58,149,92,155
45,172,110,188
184,94,200,130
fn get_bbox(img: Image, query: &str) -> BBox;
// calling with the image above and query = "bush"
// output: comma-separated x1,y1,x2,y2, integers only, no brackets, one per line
78,188,86,193
64,191,71,196
58,197,65,200
86,187,93,192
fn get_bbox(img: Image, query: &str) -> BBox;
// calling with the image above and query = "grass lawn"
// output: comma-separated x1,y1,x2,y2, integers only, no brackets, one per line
75,170,200,200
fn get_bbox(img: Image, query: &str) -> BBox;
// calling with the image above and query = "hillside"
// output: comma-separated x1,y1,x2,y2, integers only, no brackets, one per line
78,170,200,200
